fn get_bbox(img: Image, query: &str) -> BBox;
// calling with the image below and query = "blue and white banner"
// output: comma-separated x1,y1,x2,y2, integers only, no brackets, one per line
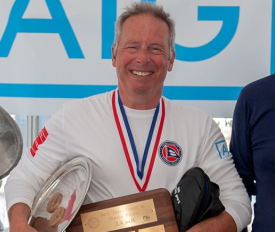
0,0,273,116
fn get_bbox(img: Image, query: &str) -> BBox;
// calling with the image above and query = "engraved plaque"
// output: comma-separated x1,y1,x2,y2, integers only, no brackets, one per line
80,199,157,232
66,188,179,232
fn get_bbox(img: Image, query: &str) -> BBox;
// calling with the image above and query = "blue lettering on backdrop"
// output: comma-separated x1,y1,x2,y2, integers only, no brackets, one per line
0,0,84,58
175,6,239,61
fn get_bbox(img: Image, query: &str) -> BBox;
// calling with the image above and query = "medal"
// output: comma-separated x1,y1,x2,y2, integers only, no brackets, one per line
112,90,165,191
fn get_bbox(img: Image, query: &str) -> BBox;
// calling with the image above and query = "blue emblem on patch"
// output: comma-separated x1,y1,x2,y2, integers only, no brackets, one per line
215,140,232,159
159,141,182,166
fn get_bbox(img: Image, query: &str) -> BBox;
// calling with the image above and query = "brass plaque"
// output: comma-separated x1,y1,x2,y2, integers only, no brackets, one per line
139,224,165,232
67,188,179,232
80,199,157,232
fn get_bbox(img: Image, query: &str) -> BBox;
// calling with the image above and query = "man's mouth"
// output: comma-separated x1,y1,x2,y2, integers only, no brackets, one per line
132,71,152,76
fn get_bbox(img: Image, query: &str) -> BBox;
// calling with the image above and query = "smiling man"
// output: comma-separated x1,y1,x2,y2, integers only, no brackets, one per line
112,11,175,110
5,2,251,232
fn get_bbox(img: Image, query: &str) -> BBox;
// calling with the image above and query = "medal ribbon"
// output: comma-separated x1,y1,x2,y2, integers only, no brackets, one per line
118,91,159,179
112,91,165,191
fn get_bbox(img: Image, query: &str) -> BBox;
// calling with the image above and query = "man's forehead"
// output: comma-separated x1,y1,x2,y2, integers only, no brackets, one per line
120,15,170,40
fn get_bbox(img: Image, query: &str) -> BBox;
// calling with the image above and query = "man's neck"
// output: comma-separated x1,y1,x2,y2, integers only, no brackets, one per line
118,90,161,110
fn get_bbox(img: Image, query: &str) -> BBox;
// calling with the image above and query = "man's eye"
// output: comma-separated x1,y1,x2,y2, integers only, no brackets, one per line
127,46,138,50
151,47,162,54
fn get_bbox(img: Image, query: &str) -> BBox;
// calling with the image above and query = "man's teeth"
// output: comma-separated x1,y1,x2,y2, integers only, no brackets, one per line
132,71,152,76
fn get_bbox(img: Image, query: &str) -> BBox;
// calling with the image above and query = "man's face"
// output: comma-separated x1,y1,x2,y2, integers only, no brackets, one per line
112,14,175,105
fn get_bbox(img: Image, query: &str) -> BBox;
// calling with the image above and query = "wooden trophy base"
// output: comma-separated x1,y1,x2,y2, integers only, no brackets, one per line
66,188,179,232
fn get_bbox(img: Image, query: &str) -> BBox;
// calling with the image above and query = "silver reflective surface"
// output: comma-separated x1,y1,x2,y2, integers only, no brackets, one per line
0,106,23,180
0,176,9,232
28,156,92,232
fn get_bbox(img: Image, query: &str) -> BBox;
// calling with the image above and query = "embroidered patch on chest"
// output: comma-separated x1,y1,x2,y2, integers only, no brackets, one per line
158,140,182,166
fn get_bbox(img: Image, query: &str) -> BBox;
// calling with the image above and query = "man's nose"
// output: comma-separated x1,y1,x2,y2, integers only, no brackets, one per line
136,49,151,64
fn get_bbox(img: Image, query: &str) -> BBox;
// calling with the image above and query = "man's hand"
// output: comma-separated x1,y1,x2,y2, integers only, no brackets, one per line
9,223,38,232
186,211,237,232
8,203,38,232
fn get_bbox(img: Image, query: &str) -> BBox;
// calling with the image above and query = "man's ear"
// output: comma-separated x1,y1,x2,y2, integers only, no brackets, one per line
168,50,176,72
111,46,117,67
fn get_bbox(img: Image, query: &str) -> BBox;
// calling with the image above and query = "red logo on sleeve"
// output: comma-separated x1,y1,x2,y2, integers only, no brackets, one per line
30,127,49,157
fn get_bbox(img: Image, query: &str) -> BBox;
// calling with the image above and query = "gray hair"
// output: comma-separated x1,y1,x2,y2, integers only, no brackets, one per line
112,2,176,59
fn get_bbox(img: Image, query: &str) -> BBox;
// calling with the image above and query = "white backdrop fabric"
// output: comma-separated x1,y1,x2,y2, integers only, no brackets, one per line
0,0,273,117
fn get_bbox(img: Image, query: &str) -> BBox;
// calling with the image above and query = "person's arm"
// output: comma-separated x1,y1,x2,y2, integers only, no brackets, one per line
230,90,255,197
5,109,67,231
8,203,38,232
195,115,251,231
187,211,237,232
